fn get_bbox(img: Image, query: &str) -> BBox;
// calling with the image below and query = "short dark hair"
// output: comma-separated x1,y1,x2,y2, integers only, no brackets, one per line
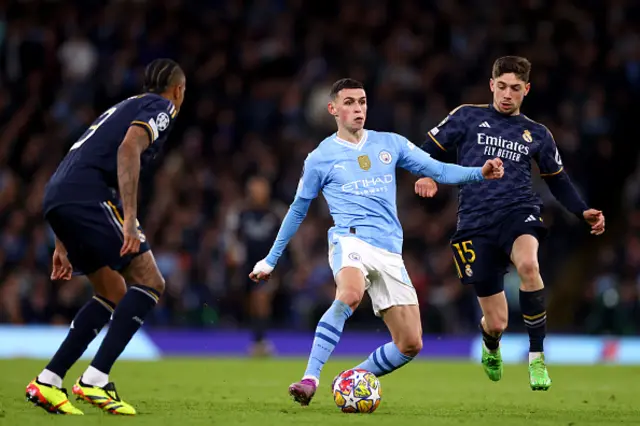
330,78,364,99
143,58,184,93
492,56,531,82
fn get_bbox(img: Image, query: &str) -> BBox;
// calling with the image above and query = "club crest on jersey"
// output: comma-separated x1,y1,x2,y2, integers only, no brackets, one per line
522,130,533,143
358,155,371,171
156,112,170,131
465,264,473,277
349,252,361,262
378,151,392,165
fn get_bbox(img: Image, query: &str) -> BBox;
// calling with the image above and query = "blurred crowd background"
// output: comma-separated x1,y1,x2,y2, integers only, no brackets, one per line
1,0,640,343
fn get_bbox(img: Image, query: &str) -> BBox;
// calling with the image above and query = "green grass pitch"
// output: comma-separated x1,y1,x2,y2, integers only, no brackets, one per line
1,358,639,425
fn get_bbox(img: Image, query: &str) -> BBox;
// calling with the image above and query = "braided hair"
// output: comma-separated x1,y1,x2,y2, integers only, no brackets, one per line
143,59,184,93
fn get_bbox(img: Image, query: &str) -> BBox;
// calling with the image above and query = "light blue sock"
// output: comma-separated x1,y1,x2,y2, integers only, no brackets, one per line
354,342,414,377
303,300,352,381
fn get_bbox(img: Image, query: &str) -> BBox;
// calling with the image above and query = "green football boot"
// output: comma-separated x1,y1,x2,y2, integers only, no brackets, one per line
529,354,552,391
481,344,503,382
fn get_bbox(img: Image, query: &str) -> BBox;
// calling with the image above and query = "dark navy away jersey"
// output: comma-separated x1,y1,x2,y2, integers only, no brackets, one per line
423,104,564,231
44,93,177,212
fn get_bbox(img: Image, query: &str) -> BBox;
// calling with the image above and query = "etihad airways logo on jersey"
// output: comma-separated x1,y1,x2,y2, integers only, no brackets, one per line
477,133,529,162
342,174,393,195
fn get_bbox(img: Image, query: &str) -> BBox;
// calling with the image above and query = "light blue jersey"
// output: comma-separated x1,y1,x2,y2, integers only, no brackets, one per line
264,130,485,267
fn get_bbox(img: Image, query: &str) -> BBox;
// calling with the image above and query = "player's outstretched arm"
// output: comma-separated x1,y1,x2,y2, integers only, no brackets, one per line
543,172,605,235
117,125,151,256
249,196,312,282
536,128,604,235
398,138,504,184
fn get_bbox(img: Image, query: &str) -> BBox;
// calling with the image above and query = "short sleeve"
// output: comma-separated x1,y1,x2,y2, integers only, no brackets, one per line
130,97,176,144
535,127,564,177
295,153,324,200
423,105,468,154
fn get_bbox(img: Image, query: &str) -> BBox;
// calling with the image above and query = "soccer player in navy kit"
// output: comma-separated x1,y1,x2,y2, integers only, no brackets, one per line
26,59,185,415
415,57,605,390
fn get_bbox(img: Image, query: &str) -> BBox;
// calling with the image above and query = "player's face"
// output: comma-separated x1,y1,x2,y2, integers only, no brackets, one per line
328,88,367,132
490,73,530,115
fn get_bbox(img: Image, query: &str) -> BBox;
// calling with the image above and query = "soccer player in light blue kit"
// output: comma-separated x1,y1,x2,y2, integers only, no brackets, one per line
249,78,505,406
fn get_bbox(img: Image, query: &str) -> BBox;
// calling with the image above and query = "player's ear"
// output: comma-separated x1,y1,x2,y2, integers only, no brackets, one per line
489,78,495,92
524,82,531,96
328,102,337,116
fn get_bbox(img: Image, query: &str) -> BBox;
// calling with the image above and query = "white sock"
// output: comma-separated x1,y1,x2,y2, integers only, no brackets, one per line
482,341,499,354
82,366,109,387
38,369,63,388
529,352,543,363
302,375,319,387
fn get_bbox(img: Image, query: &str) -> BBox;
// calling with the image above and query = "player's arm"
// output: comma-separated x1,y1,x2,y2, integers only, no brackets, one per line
397,136,503,184
536,129,604,235
249,154,323,281
117,125,150,255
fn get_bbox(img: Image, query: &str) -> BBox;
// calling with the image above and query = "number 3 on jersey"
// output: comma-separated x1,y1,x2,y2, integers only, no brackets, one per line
452,240,476,278
69,107,117,151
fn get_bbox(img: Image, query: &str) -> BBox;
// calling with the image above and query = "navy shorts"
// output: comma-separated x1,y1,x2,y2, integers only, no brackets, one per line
450,209,548,298
45,201,150,276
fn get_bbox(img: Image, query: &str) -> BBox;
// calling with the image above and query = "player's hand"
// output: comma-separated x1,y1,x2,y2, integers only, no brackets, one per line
249,258,275,282
415,178,438,198
51,248,73,281
120,217,141,256
482,158,504,180
583,209,605,235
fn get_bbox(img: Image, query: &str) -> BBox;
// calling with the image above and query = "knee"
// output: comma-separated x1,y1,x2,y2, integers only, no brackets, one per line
148,275,166,295
397,336,423,357
338,290,363,311
484,312,508,335
516,259,540,284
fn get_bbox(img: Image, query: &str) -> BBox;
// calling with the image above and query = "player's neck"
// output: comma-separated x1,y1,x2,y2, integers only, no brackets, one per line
336,128,365,144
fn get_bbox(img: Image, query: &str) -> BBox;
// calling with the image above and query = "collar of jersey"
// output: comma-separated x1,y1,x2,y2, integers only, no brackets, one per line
332,130,368,150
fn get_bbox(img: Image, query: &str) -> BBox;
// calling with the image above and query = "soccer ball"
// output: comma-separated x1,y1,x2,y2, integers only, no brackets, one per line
331,369,382,413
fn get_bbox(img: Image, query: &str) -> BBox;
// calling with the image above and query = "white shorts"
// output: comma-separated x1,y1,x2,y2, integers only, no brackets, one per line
328,236,418,316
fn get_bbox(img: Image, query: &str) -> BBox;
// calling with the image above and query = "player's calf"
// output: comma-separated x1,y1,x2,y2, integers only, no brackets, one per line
290,267,363,406
354,305,422,377
478,292,508,382
79,252,164,395
36,268,125,392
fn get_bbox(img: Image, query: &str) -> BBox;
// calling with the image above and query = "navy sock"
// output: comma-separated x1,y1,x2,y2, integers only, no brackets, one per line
90,285,160,375
480,324,501,351
46,295,115,379
520,289,546,352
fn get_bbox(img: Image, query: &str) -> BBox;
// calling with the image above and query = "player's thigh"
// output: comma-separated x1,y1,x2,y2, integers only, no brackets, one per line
500,211,546,268
509,234,540,280
329,237,369,306
46,203,126,275
87,266,127,304
381,304,422,355
120,251,165,293
477,291,508,332
367,250,418,318
450,234,508,298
